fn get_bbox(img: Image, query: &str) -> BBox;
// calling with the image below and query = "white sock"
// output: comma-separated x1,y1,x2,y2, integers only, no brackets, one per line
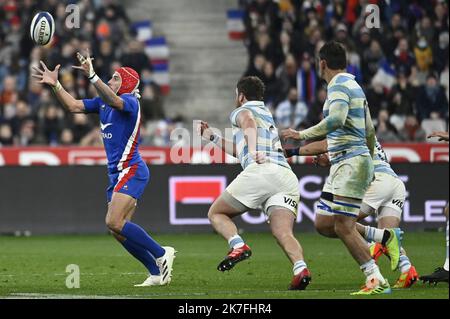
399,254,411,273
364,226,385,243
293,260,307,275
360,259,386,285
228,235,245,249
444,220,449,271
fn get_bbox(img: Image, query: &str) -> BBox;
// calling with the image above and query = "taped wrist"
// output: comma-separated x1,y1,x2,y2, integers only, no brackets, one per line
52,81,62,92
89,73,99,84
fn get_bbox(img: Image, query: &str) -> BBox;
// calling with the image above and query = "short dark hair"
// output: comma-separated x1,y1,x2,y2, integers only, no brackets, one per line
318,41,347,70
236,76,265,101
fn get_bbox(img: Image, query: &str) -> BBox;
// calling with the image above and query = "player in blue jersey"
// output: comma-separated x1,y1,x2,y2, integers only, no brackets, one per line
281,41,399,295
32,50,176,287
198,76,311,290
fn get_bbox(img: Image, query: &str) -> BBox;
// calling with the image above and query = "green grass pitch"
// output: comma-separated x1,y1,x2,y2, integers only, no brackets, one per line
0,232,448,299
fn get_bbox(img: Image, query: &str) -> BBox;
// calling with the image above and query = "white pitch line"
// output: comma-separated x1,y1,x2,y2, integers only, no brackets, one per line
0,272,145,277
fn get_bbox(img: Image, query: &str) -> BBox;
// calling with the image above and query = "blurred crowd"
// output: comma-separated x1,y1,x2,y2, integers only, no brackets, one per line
1,0,449,148
240,0,449,142
0,0,181,147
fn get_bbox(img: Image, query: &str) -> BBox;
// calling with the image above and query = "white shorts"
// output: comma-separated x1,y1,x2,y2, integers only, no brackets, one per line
225,163,299,216
329,154,374,200
317,172,405,219
362,172,406,219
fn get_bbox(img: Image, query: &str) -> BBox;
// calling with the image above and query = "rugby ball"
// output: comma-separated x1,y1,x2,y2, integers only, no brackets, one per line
30,12,55,46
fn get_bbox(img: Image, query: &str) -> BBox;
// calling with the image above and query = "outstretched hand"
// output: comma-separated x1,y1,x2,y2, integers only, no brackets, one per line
197,120,214,140
281,128,302,141
72,48,95,78
31,61,60,87
427,131,449,142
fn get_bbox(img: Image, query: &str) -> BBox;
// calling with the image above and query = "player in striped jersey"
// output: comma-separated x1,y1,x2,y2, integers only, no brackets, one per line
285,137,418,288
198,76,311,290
282,41,397,295
32,50,176,287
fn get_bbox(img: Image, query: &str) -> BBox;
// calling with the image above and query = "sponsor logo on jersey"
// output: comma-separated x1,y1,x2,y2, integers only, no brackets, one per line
100,122,113,131
284,196,298,209
392,199,404,209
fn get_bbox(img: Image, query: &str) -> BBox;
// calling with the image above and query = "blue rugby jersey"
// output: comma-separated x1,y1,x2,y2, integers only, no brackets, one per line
83,93,142,173
230,101,291,170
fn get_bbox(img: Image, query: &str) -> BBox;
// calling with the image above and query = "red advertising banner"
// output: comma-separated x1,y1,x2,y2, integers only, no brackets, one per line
0,143,448,166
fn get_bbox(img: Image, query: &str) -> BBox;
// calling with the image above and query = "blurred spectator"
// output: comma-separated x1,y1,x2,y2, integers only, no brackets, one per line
275,87,308,129
60,128,74,146
398,115,427,142
305,86,326,127
17,119,37,146
71,113,93,144
276,54,297,99
366,81,387,120
388,72,416,131
361,40,384,86
0,0,167,147
440,63,449,102
416,74,448,122
297,53,317,106
140,83,165,122
433,31,449,74
376,110,400,143
95,40,116,80
261,61,282,108
40,104,64,145
414,37,433,74
392,38,415,76
10,100,33,136
0,122,13,146
120,40,152,75
244,54,266,79
239,0,449,138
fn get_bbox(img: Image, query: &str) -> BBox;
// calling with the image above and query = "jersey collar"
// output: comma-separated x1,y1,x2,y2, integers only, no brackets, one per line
241,100,265,108
329,72,355,85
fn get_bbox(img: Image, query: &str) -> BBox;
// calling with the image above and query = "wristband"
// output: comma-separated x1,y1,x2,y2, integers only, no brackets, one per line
89,73,99,84
285,148,300,158
52,81,62,92
209,134,221,145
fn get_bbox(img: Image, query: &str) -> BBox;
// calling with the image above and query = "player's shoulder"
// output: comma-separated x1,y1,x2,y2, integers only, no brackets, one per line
120,93,138,103
329,73,354,88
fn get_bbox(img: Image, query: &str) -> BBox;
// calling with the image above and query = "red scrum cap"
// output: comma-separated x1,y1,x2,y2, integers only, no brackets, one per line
116,67,140,95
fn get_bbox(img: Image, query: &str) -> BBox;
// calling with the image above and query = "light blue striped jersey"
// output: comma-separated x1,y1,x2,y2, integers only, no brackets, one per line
324,73,370,164
230,101,291,170
373,137,398,177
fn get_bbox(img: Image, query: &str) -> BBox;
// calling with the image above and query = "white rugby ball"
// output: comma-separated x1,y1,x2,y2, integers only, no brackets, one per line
30,12,55,46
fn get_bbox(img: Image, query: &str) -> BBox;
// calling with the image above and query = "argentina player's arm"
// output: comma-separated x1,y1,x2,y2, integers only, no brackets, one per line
235,109,258,154
199,121,237,157
284,139,328,158
281,87,350,141
364,103,376,158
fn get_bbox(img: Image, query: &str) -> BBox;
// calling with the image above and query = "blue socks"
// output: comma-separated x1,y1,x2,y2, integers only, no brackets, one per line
120,221,165,258
121,239,160,275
